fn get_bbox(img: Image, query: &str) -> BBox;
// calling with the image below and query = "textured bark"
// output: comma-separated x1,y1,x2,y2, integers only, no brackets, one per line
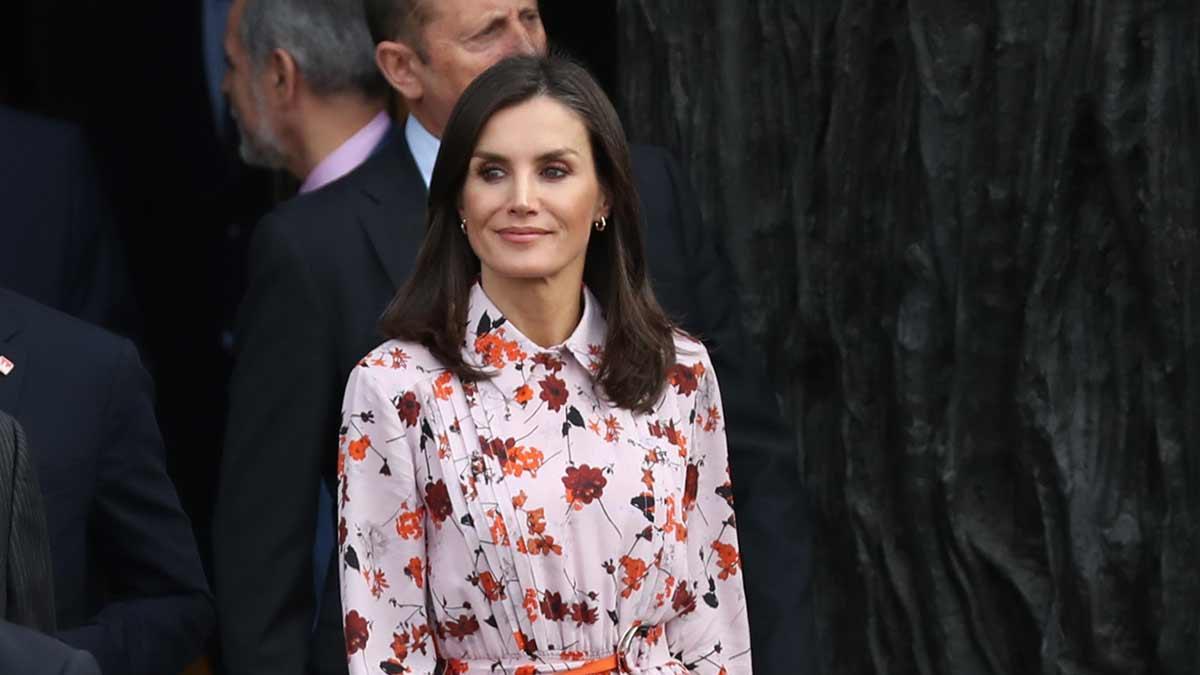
616,1,1200,673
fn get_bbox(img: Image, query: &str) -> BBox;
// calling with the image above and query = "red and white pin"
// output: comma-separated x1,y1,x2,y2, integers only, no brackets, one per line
0,355,13,377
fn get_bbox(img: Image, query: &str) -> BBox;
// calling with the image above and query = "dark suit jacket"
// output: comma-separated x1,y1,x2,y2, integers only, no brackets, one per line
215,131,813,675
0,410,56,632
0,620,101,675
0,289,214,675
0,106,135,337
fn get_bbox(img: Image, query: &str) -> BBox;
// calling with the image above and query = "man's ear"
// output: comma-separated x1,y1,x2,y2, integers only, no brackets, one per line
376,40,425,101
265,48,299,107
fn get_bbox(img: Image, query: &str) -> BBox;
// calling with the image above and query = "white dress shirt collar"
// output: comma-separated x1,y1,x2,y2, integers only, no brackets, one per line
405,114,440,189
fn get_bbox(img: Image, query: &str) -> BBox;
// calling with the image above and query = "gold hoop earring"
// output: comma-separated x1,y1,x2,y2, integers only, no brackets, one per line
594,216,607,232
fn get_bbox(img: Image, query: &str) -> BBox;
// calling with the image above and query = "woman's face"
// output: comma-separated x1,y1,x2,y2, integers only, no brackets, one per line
460,95,608,286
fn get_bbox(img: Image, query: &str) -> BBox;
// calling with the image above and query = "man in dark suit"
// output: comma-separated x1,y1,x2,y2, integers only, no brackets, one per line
0,106,135,337
215,2,814,674
0,288,214,675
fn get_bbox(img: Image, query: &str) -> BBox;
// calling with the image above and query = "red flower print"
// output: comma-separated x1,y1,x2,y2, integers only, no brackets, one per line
525,507,548,535
481,436,514,464
337,517,348,547
683,463,700,511
521,534,563,556
344,609,369,656
445,614,480,640
713,541,741,580
404,557,423,589
562,464,607,510
672,580,697,615
532,352,565,373
425,480,453,524
667,363,700,396
347,435,371,461
540,590,569,621
538,374,569,411
395,391,420,427
433,370,454,400
619,555,648,598
570,601,599,625
446,659,470,674
514,384,534,405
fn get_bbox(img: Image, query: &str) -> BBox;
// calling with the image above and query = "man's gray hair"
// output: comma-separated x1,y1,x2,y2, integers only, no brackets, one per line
240,0,385,98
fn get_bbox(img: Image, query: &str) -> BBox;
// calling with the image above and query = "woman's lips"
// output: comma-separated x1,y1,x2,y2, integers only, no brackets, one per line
497,228,550,244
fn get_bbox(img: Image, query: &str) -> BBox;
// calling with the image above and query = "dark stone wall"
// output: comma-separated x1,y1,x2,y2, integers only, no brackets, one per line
615,1,1200,673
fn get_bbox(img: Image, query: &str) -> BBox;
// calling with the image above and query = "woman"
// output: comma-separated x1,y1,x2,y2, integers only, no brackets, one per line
338,55,751,674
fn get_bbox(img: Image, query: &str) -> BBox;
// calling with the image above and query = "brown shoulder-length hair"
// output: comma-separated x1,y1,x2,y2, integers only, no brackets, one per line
380,54,677,414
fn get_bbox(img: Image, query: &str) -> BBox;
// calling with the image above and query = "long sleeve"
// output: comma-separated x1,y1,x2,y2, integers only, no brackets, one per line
56,339,213,675
214,215,336,674
665,349,752,673
339,365,437,675
659,148,815,674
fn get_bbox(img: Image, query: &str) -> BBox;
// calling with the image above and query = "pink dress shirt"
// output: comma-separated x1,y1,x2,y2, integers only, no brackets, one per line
299,111,391,194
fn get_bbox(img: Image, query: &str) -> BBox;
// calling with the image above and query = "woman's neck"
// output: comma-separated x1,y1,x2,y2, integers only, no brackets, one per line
479,271,583,349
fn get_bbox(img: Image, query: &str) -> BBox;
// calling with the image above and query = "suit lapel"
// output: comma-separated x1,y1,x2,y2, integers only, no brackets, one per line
0,295,28,418
355,132,429,292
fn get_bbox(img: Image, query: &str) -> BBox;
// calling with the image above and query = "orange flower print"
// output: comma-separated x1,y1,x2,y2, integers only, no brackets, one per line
563,464,607,510
390,630,409,661
395,504,424,540
538,374,569,411
603,414,622,442
433,370,454,400
515,666,538,675
667,363,700,396
395,391,420,427
474,329,526,370
477,570,505,602
404,556,423,589
347,435,371,461
487,508,510,546
522,534,563,556
504,445,544,478
713,541,741,580
525,507,548,535
619,555,648,598
337,443,347,477
513,629,537,654
523,588,539,623
445,659,470,674
389,347,409,369
663,496,687,542
704,405,721,432
344,609,369,656
514,384,534,405
370,569,390,598
561,650,587,661
512,490,528,509
648,419,688,457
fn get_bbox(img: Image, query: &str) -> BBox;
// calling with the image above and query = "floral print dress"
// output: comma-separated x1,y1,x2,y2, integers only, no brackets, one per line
338,283,751,674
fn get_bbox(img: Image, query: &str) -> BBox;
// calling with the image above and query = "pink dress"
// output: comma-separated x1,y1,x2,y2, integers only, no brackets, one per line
338,284,752,674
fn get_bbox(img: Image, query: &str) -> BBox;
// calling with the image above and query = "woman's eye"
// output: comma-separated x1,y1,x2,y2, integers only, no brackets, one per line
542,166,568,179
478,166,505,181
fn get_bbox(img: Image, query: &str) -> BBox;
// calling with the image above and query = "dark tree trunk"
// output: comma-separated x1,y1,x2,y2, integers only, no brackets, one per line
615,1,1200,673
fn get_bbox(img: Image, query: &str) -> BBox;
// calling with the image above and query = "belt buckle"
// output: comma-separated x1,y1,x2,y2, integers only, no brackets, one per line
616,623,642,673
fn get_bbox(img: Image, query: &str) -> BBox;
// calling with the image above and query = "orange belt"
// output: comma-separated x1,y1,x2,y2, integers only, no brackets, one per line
562,654,620,675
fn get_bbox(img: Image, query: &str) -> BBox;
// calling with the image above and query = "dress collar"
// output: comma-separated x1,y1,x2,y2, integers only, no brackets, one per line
463,283,607,392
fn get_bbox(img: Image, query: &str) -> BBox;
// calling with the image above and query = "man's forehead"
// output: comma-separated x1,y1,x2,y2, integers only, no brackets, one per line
428,0,538,29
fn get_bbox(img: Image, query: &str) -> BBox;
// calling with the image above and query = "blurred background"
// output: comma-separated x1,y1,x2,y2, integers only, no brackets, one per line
6,1,1200,673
